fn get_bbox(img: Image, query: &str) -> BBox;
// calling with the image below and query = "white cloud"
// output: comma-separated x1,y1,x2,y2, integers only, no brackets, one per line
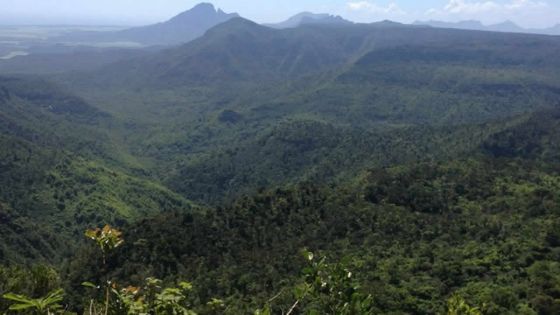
347,1,371,10
439,0,547,14
443,0,499,14
505,0,547,10
346,1,406,15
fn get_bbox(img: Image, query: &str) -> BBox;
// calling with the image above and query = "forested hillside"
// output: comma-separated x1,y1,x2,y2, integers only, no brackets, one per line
71,156,560,314
0,77,193,262
57,18,560,203
54,108,560,314
1,9,560,315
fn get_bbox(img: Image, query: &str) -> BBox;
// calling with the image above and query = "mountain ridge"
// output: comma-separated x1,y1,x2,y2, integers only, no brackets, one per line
265,11,353,29
56,3,240,46
415,19,560,35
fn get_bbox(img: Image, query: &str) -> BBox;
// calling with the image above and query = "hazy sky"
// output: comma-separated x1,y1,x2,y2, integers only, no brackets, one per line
1,0,559,28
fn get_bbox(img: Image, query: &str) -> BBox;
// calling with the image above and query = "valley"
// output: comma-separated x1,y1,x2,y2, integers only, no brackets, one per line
1,2,560,314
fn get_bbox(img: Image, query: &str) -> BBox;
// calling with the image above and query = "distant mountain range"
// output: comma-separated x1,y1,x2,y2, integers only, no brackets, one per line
57,3,239,46
414,20,560,36
52,3,559,48
265,12,353,29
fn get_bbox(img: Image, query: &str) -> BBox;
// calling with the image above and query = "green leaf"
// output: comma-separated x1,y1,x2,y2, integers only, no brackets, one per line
2,293,34,304
255,305,271,315
8,303,36,310
302,267,316,277
81,281,98,289
178,281,193,291
42,288,64,305
293,283,310,300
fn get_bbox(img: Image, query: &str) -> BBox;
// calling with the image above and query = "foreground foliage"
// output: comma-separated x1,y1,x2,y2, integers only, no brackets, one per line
4,154,559,314
3,289,64,314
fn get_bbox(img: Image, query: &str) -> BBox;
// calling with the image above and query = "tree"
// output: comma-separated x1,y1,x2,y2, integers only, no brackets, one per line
447,294,482,315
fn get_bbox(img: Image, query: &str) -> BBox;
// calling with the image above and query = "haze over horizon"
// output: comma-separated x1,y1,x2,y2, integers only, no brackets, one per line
1,0,559,29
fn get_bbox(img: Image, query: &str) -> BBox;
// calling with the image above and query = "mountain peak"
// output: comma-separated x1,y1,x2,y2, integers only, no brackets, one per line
487,20,524,33
266,12,352,29
502,20,517,25
491,20,520,27
293,12,329,19
192,2,215,10
205,17,267,36
99,2,240,45
168,3,238,24
374,20,402,25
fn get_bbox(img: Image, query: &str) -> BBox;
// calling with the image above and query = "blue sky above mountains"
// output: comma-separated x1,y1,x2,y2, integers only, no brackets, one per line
1,0,558,28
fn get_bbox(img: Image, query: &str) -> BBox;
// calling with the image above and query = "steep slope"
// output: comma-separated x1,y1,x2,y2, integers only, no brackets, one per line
0,77,194,263
323,42,560,125
82,18,374,89
74,19,560,101
0,76,109,149
483,108,560,161
0,199,61,263
113,3,239,45
57,3,239,46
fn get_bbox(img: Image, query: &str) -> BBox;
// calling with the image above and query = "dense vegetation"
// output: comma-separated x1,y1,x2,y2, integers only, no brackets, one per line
55,18,560,204
64,155,560,314
0,77,193,262
1,13,560,314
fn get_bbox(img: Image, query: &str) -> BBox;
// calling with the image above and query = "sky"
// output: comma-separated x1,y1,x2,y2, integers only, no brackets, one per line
1,0,559,28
